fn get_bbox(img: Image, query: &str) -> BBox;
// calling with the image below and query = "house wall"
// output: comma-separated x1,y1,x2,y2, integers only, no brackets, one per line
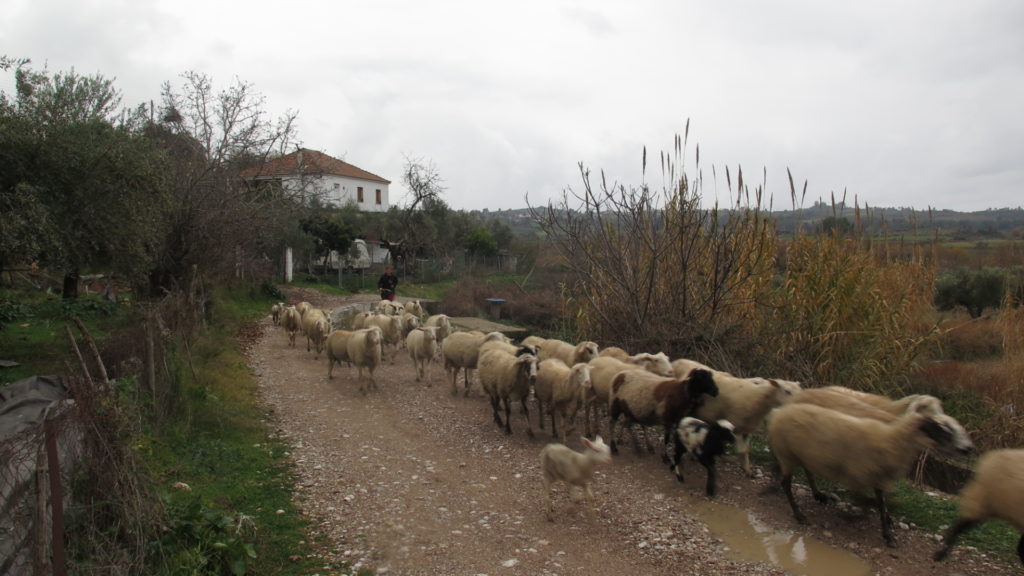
278,174,389,212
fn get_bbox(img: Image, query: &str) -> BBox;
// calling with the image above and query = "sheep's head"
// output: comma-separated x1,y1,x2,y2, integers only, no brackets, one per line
916,401,973,457
571,363,592,392
686,369,719,400
576,341,600,363
581,435,612,464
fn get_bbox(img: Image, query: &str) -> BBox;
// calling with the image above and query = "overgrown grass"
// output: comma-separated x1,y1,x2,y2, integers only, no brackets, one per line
141,285,332,575
0,288,127,384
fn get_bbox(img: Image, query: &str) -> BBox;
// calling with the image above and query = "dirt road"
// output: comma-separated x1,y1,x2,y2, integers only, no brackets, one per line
247,290,1014,575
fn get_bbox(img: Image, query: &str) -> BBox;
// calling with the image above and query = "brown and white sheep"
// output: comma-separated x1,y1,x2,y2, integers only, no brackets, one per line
534,359,592,444
768,399,973,547
583,355,675,438
607,368,719,462
540,436,612,521
479,348,539,437
406,327,438,384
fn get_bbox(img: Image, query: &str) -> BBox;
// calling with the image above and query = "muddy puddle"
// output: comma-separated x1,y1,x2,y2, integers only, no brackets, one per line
694,501,871,576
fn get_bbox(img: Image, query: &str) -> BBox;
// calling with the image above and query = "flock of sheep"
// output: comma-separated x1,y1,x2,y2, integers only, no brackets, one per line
269,298,1024,567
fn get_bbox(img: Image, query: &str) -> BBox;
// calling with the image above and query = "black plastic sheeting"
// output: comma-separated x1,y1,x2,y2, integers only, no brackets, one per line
0,375,70,439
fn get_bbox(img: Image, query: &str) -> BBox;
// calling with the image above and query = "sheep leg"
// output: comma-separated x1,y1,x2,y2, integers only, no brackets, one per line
660,427,673,464
448,366,458,395
463,369,473,397
805,471,829,504
735,434,753,476
876,489,896,548
672,436,687,483
536,397,546,431
490,395,504,427
933,518,978,561
520,398,534,438
328,358,335,379
543,473,555,522
781,473,809,524
700,454,718,497
503,397,513,435
608,413,620,455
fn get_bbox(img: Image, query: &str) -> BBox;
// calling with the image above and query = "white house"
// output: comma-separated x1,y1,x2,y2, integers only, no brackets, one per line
243,148,391,212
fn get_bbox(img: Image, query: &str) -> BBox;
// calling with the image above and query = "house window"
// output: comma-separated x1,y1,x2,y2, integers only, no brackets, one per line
375,189,382,204
357,187,364,202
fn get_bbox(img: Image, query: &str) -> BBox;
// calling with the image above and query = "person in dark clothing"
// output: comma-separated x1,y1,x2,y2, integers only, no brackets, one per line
378,265,398,301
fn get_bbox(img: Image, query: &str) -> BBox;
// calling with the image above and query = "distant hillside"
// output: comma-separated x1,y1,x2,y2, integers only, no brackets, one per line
479,205,1024,241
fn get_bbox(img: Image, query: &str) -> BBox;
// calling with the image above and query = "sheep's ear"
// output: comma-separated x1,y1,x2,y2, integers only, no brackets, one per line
581,437,594,450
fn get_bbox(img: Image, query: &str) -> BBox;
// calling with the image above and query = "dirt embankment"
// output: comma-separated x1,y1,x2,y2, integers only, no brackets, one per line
247,290,1015,575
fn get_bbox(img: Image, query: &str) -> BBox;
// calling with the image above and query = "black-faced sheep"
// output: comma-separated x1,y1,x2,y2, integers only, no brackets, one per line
537,338,600,367
540,436,612,521
934,448,1024,566
346,326,383,394
672,417,736,497
767,399,974,547
441,330,506,396
406,327,438,384
302,308,331,358
607,368,719,462
534,359,592,443
281,306,302,347
325,329,354,379
478,348,539,437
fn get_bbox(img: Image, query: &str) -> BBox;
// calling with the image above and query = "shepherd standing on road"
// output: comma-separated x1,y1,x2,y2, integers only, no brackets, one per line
378,264,398,301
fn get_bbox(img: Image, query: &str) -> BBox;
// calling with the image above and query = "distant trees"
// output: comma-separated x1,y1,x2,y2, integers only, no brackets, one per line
934,267,1020,318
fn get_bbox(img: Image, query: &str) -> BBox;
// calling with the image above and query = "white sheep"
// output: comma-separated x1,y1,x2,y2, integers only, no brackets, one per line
441,330,506,396
325,329,354,379
295,301,313,318
520,335,546,350
479,348,539,437
378,299,404,315
607,368,719,462
424,314,452,349
365,313,402,363
271,302,284,325
346,326,383,393
302,308,331,358
534,359,592,444
934,448,1024,566
672,417,736,496
281,306,302,347
404,300,425,319
597,346,630,361
406,327,438,384
540,436,612,521
767,399,974,547
816,385,943,418
352,310,376,330
628,352,674,377
538,338,600,366
400,312,421,344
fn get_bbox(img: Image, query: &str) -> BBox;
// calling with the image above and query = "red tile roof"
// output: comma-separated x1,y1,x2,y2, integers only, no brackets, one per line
241,148,391,184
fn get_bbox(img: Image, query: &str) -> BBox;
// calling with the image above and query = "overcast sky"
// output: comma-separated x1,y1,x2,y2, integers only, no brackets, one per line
3,0,1022,212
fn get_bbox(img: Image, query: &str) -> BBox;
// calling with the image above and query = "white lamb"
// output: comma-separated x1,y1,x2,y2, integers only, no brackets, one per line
479,348,539,437
424,314,452,349
540,436,612,521
346,326,383,394
534,359,592,444
934,448,1024,566
406,327,438,384
404,300,425,319
271,302,284,325
767,399,974,547
441,331,506,396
